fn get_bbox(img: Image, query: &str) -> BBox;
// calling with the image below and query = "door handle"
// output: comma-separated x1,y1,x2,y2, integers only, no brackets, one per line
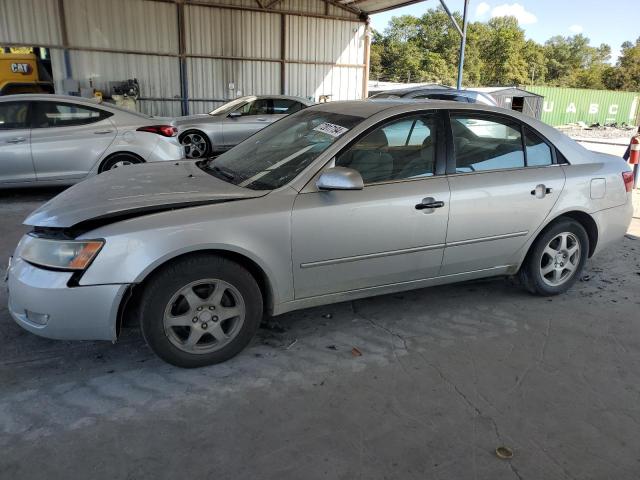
256,118,268,122
6,137,26,144
93,129,114,134
530,184,553,198
415,198,445,210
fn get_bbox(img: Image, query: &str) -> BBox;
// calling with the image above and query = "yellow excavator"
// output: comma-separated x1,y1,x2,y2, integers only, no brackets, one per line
1,48,54,95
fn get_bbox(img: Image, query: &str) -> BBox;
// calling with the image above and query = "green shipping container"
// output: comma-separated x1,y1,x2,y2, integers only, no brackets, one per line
525,86,640,127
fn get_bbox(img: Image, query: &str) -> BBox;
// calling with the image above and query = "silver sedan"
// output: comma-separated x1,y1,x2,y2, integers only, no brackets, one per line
0,94,183,187
7,100,634,367
175,95,314,159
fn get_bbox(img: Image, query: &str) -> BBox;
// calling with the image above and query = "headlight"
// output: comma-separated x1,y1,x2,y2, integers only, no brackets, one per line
20,236,104,271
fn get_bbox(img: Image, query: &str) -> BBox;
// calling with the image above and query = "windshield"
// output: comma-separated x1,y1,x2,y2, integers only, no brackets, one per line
209,98,250,116
370,92,401,99
204,109,364,190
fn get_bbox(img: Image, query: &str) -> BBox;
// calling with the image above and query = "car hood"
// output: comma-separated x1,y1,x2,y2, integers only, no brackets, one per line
25,161,267,229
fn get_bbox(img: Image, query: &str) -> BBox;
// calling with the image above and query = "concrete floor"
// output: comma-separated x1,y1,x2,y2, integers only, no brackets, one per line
1,187,640,480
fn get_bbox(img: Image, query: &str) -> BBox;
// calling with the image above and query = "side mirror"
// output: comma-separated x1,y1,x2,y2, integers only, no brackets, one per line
228,111,242,118
316,167,364,191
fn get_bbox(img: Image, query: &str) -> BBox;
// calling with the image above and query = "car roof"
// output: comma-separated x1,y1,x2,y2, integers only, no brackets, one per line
373,88,477,97
0,93,102,103
309,99,591,164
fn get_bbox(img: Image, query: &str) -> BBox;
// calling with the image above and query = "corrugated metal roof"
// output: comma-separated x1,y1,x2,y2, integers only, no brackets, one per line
333,0,428,15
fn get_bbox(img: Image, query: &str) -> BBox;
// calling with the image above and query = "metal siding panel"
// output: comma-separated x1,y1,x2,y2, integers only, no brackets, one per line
61,50,181,99
277,0,324,15
189,100,225,114
286,16,364,64
187,57,280,100
138,99,182,117
186,6,280,59
527,86,640,126
285,63,362,101
63,0,178,53
0,0,62,45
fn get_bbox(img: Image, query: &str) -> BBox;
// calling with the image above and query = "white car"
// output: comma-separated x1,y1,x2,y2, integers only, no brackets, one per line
0,94,184,187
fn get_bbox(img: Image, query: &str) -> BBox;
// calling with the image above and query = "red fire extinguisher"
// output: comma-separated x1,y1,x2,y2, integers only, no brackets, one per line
629,135,640,165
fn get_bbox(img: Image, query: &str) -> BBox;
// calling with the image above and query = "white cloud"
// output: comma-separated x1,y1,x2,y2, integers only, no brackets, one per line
490,3,538,25
475,2,491,18
568,24,583,34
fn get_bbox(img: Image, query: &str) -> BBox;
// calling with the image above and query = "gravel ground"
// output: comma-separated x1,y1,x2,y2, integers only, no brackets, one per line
0,186,639,479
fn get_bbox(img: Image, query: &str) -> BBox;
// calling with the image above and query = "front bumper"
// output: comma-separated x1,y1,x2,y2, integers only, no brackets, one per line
7,256,129,341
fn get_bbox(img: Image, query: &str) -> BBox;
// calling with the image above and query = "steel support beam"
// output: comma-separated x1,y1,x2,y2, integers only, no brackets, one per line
456,0,469,90
177,1,189,115
438,0,469,89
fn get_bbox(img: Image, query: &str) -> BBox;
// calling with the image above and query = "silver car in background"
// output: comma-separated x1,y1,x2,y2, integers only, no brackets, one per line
370,87,498,106
7,101,634,368
176,95,314,158
0,94,183,187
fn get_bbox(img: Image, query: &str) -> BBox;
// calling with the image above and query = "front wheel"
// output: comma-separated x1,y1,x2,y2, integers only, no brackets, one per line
519,219,589,296
139,254,263,368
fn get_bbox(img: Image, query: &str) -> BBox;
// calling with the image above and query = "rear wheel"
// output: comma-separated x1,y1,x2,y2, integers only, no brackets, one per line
519,219,589,296
139,254,263,368
180,130,211,159
99,153,143,173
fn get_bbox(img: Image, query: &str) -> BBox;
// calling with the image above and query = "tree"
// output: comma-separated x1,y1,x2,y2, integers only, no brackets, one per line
607,38,640,91
477,16,529,85
369,8,634,91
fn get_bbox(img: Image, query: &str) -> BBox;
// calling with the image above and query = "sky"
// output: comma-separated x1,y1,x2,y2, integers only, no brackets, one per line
369,1,637,63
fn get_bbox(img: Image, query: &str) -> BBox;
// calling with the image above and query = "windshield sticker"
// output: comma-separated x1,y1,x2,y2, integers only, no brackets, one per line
313,122,349,138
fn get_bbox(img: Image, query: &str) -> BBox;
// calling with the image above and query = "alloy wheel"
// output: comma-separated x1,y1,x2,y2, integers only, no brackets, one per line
182,132,208,159
163,278,245,354
108,160,133,170
539,232,581,287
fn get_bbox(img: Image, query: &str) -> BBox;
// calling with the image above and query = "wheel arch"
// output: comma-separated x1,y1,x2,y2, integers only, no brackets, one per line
119,249,275,331
98,151,145,173
549,210,598,257
522,210,598,270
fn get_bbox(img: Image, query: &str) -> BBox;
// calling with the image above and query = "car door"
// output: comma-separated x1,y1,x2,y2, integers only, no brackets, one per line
441,112,566,276
29,100,117,181
292,113,450,299
221,99,276,148
0,100,35,183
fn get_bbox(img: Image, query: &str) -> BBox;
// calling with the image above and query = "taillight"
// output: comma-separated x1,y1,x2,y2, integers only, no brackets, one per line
136,125,178,137
622,171,634,192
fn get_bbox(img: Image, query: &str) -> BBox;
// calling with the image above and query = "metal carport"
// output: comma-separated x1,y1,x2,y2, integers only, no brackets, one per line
0,0,469,116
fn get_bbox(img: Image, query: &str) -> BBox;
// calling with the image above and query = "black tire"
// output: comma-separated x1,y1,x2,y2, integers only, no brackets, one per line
519,219,589,296
180,130,211,159
99,153,143,173
139,254,263,368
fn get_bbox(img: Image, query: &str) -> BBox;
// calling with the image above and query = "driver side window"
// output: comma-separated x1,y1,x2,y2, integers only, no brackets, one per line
237,99,272,116
335,114,437,184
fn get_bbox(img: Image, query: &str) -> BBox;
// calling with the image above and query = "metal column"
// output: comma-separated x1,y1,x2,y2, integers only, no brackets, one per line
456,0,469,90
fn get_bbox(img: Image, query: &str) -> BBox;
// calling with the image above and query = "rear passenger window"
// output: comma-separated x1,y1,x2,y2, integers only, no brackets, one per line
451,115,524,173
32,102,111,128
525,128,553,166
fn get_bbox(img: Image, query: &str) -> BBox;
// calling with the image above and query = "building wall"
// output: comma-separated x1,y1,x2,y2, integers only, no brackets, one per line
527,86,640,127
0,0,367,116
